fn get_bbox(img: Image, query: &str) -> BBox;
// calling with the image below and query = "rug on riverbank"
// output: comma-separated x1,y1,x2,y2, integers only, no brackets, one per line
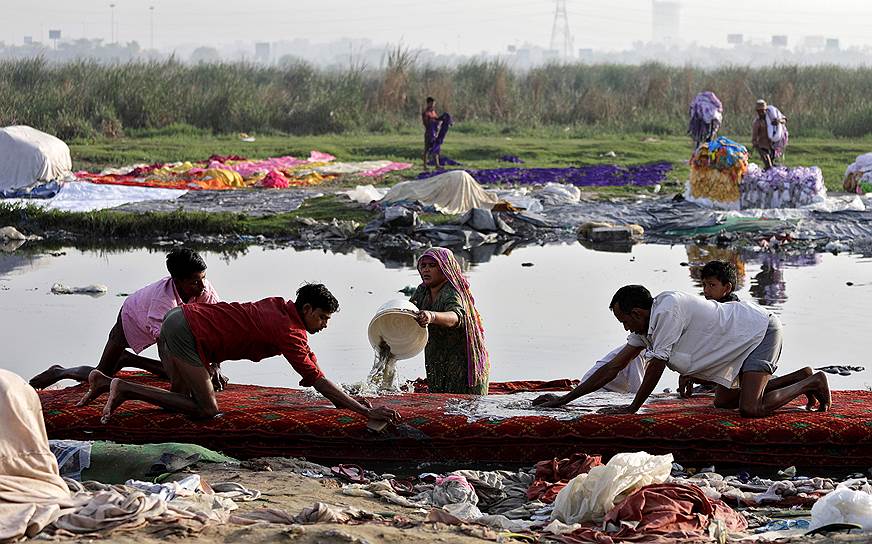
74,152,412,190
39,374,872,468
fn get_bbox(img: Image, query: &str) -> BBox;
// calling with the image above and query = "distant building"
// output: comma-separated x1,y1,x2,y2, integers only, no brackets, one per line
652,1,680,43
802,35,826,50
254,42,270,63
726,34,743,45
826,38,840,51
578,48,593,60
771,35,788,47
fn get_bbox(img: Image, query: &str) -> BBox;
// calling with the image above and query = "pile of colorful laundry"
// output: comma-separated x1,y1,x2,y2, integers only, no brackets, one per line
843,152,872,194
687,137,751,209
74,151,412,191
740,164,827,209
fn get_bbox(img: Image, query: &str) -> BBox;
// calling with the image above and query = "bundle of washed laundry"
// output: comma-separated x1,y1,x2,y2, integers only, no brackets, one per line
740,164,826,209
766,105,789,157
843,152,872,194
685,137,750,209
688,91,723,145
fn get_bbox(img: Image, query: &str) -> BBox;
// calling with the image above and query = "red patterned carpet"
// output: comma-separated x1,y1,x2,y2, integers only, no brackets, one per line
39,374,872,468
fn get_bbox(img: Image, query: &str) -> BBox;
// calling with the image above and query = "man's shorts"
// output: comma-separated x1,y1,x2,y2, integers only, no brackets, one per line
160,307,204,367
739,314,782,375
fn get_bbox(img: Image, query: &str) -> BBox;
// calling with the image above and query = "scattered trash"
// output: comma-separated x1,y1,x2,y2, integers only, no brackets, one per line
0,226,27,240
521,262,534,267
754,518,810,533
578,221,644,244
809,487,872,532
51,283,109,295
825,240,851,254
816,365,865,376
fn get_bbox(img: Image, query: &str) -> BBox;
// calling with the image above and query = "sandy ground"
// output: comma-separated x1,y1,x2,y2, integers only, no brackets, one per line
61,459,496,544
50,457,872,544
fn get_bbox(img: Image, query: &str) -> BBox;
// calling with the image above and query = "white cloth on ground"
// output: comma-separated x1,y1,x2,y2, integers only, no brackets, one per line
551,451,673,524
810,486,872,531
381,170,499,214
627,292,770,387
2,181,187,212
0,126,72,191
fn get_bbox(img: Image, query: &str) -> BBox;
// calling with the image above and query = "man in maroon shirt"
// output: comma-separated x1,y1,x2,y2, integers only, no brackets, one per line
80,283,400,427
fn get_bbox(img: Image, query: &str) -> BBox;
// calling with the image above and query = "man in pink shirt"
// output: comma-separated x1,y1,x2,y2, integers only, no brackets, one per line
29,248,220,394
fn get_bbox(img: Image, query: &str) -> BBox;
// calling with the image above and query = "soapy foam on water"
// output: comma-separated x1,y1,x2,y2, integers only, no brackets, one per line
445,391,646,421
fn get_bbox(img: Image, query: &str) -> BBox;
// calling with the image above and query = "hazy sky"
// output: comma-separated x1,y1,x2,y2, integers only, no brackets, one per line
3,0,871,54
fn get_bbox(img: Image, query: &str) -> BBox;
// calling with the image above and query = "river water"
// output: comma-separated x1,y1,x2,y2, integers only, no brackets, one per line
0,242,869,391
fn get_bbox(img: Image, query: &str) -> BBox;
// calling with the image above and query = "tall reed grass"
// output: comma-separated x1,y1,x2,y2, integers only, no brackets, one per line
2,57,871,139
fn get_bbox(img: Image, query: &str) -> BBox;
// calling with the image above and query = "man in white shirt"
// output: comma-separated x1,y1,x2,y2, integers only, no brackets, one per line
533,285,831,418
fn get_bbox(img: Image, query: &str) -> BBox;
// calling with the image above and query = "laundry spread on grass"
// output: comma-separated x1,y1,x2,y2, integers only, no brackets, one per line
74,151,413,190
417,162,672,187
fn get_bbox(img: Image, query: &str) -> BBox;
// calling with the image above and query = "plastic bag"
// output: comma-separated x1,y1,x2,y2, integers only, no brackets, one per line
551,451,673,524
809,487,872,531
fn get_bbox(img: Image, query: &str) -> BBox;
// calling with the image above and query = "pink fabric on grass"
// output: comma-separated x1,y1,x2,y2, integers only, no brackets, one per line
359,162,414,177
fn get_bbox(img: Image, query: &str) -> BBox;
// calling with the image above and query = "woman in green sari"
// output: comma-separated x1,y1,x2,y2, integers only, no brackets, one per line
410,248,490,394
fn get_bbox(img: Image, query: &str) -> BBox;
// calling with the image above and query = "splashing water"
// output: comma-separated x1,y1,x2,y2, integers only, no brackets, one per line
358,339,400,395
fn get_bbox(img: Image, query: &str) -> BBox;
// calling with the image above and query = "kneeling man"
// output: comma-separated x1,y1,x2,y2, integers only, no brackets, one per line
81,283,399,427
534,285,830,417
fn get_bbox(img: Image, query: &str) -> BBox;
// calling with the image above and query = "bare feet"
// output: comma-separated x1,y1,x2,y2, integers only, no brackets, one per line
811,373,832,412
29,365,66,389
77,370,113,407
100,378,126,424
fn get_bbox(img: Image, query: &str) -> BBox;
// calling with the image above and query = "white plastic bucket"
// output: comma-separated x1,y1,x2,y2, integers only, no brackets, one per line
367,299,429,360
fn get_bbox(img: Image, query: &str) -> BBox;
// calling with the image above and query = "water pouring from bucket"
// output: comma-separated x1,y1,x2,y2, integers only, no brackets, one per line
363,299,429,396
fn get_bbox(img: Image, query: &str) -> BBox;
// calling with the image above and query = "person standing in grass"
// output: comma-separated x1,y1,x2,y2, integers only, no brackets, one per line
422,97,452,169
752,99,788,170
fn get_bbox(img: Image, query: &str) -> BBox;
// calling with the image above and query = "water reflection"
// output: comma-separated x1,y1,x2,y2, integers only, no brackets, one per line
0,242,869,390
684,244,824,307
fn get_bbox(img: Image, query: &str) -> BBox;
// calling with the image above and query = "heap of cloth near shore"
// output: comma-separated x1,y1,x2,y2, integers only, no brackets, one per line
843,152,872,194
685,137,829,210
74,151,413,190
685,137,750,208
38,372,872,468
